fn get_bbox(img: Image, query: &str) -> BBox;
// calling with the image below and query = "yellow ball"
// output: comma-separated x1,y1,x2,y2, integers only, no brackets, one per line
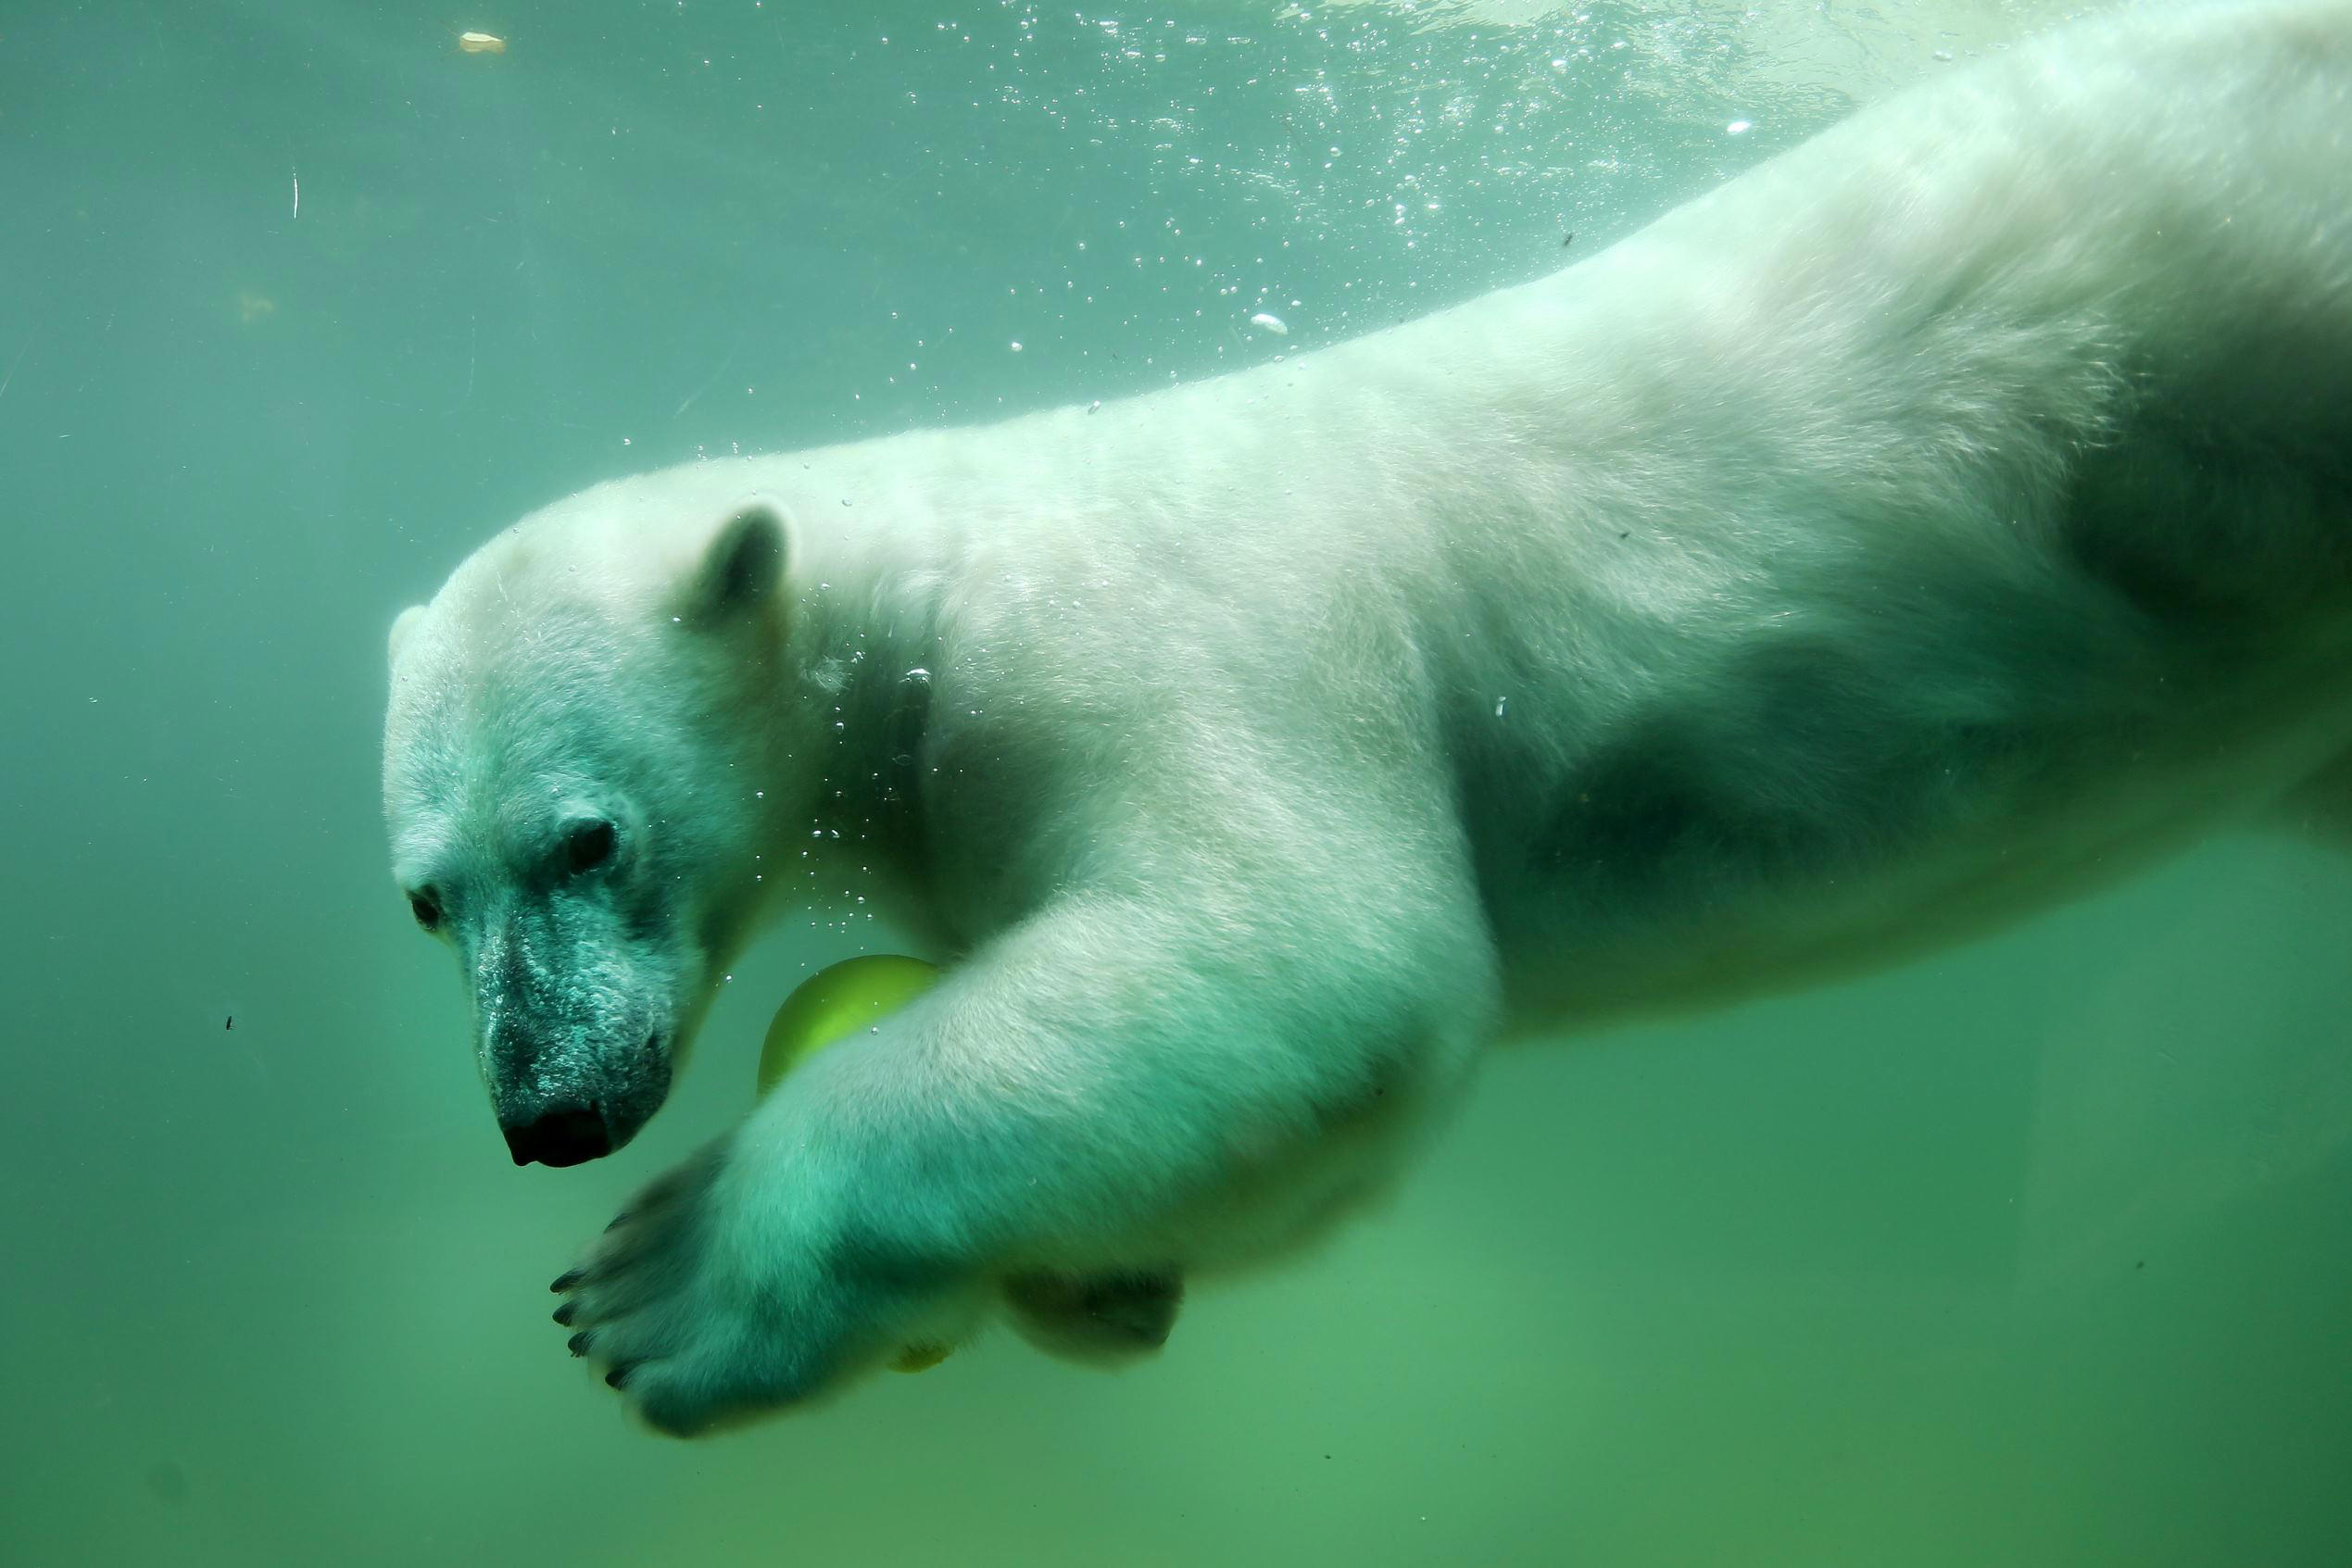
757,955,940,1096
758,954,950,1374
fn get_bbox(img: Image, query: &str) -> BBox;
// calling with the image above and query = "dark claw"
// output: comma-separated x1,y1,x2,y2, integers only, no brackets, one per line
553,1300,577,1326
551,1268,585,1293
604,1364,634,1390
567,1331,593,1358
605,1210,632,1233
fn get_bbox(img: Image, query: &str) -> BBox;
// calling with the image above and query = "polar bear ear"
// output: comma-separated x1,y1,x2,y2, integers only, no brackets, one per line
387,605,427,669
677,502,788,629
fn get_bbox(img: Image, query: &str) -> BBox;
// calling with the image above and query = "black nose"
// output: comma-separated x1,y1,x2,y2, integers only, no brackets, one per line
503,1105,610,1167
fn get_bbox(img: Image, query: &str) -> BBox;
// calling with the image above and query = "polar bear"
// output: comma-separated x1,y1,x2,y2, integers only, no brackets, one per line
385,0,2352,1434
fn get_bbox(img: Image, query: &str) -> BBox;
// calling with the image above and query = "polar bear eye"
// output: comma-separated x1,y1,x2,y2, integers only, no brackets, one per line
408,889,444,932
564,819,619,875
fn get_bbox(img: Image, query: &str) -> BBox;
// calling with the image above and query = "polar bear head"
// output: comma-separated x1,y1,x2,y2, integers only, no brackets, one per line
384,495,796,1166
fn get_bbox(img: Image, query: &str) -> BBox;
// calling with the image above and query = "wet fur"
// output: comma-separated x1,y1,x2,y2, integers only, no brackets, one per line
384,0,2352,1433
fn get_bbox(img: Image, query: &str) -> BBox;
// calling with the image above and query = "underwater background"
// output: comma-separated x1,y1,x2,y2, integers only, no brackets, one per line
5,1,2350,1562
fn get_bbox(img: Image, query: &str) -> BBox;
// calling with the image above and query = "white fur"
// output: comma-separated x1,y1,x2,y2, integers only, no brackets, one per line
385,0,2352,1433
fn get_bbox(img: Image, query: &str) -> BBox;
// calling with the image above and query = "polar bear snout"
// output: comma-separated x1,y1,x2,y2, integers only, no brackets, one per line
483,1012,674,1166
471,910,681,1165
486,1032,672,1166
501,1101,613,1168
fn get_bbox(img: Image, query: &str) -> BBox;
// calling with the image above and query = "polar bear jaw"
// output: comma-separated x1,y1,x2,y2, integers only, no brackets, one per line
384,506,799,1162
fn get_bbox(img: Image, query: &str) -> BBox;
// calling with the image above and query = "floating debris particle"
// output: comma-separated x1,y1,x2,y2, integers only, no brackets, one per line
459,31,507,54
1249,311,1289,335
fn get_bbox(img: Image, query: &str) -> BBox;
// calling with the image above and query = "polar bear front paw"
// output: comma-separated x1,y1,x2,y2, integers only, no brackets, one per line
547,1135,922,1436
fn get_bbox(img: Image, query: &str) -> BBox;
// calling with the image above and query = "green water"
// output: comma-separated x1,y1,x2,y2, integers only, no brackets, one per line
6,2,2349,1562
